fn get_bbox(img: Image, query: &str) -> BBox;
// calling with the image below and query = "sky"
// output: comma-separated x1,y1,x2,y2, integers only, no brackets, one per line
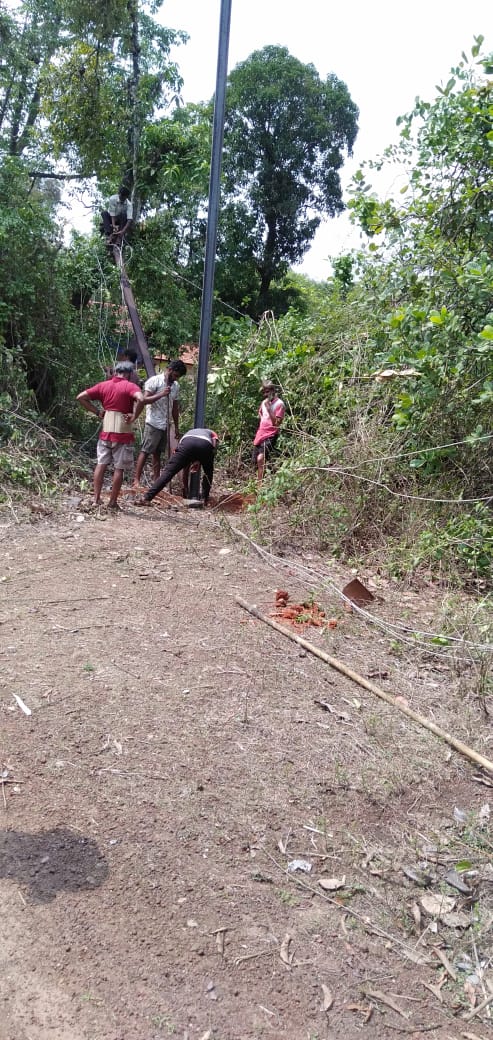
157,0,492,279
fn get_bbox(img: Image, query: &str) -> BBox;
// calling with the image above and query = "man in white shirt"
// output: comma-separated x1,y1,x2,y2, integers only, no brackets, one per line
101,187,133,242
132,359,187,487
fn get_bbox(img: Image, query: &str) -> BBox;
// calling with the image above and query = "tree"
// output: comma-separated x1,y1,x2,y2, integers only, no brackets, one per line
42,0,186,193
221,45,358,314
139,103,211,261
1,0,186,205
0,0,63,159
0,156,101,425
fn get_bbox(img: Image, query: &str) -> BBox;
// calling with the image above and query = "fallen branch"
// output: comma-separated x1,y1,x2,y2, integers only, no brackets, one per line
235,597,493,776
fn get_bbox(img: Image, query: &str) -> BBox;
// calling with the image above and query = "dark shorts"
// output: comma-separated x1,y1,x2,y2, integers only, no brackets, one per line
101,211,126,236
140,424,168,455
252,435,279,466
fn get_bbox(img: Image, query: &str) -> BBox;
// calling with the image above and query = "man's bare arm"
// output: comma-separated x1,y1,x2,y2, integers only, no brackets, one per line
143,386,170,404
77,391,101,418
132,392,145,422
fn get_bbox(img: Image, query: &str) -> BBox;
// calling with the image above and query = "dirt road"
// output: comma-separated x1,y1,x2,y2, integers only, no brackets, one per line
1,497,492,1039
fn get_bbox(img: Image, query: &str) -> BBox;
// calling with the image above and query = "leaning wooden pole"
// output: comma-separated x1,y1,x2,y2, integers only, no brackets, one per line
235,596,493,775
114,247,155,378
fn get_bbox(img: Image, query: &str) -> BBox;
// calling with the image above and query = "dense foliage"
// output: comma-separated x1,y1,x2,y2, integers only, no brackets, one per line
0,3,491,585
207,43,493,582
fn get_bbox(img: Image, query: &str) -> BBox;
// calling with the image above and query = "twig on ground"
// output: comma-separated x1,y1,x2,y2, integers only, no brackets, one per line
472,937,491,1018
384,1025,443,1034
96,767,169,782
433,947,457,981
364,988,409,1019
234,947,273,967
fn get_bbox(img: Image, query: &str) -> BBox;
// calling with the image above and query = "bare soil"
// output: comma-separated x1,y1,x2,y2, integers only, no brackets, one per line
1,486,492,1040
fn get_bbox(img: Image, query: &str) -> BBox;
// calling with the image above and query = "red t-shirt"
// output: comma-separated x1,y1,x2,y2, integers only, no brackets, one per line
86,376,140,443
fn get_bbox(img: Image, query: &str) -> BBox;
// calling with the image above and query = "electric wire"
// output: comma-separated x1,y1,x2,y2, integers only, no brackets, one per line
294,466,493,505
131,237,258,325
334,433,493,470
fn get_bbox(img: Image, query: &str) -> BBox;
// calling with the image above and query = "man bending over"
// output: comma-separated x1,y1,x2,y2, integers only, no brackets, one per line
135,428,219,507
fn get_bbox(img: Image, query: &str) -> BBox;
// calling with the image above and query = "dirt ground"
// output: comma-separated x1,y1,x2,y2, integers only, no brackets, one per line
1,485,492,1040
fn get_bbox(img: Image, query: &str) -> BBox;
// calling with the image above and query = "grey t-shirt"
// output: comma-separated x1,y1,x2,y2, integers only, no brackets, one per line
180,428,216,446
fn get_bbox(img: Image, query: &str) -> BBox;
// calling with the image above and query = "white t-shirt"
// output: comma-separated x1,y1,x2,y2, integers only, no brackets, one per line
144,374,179,431
106,194,133,221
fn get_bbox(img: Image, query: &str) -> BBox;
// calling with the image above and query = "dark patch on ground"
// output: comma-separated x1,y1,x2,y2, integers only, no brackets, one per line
0,826,108,902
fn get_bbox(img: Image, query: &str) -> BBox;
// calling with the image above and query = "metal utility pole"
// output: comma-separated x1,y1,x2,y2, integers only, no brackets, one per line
188,0,232,502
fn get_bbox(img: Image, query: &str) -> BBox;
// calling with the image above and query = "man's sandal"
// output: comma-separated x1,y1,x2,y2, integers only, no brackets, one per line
134,496,152,506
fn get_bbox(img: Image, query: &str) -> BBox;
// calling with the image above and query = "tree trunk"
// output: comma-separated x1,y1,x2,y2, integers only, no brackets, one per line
257,213,277,313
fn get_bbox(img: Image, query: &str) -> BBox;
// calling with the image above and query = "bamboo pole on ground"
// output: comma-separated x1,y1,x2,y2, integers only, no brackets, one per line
235,595,493,776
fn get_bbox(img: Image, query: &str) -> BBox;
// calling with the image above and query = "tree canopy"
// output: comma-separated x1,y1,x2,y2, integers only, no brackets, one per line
0,0,186,195
220,45,358,314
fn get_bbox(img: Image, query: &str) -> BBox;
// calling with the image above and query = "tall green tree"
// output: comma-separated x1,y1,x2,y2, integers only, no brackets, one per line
42,0,185,195
1,0,186,202
140,103,211,261
221,45,358,314
0,0,63,159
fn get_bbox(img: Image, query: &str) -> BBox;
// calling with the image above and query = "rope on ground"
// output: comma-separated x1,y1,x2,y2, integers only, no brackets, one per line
235,595,493,776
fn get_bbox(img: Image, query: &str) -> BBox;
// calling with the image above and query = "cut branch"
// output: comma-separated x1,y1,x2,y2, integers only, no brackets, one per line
235,596,493,776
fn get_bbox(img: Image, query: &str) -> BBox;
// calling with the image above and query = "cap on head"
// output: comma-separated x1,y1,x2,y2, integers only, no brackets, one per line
260,379,275,391
115,361,134,375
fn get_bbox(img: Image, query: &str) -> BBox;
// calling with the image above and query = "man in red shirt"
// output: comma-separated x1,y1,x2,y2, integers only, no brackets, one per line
77,362,144,509
252,379,285,482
